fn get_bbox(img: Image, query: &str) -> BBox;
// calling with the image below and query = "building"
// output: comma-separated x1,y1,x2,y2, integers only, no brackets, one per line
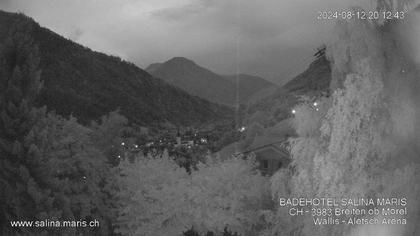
175,129,195,148
243,136,290,176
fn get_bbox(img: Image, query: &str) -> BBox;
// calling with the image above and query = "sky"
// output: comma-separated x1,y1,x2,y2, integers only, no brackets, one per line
0,0,372,84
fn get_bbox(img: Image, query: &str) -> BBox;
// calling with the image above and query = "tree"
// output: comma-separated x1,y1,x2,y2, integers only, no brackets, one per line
26,113,114,235
0,19,118,234
90,110,129,166
116,154,270,236
116,154,192,236
0,17,44,235
189,156,270,236
269,3,420,236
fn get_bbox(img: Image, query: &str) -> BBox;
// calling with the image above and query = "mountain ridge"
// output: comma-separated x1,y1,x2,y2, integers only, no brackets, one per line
0,10,232,126
146,57,277,106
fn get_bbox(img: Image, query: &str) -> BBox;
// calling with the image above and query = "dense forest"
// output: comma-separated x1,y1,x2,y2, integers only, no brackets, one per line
0,11,233,127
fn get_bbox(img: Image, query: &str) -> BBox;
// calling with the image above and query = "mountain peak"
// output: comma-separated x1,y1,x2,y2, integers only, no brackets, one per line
145,62,163,73
146,57,277,106
168,56,193,62
165,57,197,66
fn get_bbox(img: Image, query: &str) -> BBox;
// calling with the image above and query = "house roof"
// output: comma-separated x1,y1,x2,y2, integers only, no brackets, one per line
254,146,289,162
243,133,290,160
217,118,294,160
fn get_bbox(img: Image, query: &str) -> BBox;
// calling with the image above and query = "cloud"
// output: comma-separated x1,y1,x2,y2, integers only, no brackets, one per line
151,0,217,21
0,0,10,8
0,0,376,83
68,27,83,42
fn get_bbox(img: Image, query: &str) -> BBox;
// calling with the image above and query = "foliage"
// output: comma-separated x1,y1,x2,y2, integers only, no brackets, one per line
27,112,115,235
268,3,420,236
116,154,192,236
0,17,45,234
116,155,270,236
0,21,124,234
190,156,270,236
90,110,129,166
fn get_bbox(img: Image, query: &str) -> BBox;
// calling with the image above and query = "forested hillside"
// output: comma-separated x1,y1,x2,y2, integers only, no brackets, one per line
244,54,331,127
282,55,331,94
0,11,232,126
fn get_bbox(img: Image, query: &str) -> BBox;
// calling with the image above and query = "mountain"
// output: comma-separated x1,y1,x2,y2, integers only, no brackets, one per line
144,62,162,74
282,55,331,94
0,11,232,126
222,74,277,103
146,57,276,106
245,55,331,127
228,54,331,160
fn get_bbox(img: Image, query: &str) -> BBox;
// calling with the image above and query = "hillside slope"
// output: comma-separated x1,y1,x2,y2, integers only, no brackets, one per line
222,74,277,103
246,55,331,127
282,56,331,94
228,55,332,159
0,11,232,126
146,57,276,106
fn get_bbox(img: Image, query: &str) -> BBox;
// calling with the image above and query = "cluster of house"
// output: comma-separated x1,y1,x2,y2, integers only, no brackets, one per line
174,130,208,148
133,129,210,153
122,124,293,176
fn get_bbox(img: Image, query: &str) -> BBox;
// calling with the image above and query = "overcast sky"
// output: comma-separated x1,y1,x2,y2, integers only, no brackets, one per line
0,0,372,84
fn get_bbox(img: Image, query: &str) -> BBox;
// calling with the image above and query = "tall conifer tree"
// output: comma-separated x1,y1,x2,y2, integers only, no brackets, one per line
0,16,43,234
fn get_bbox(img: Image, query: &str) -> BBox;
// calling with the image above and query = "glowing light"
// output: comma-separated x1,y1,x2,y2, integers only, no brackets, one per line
134,145,138,148
239,126,246,132
316,108,319,111
118,155,121,158
292,109,296,114
121,142,125,146
313,102,318,107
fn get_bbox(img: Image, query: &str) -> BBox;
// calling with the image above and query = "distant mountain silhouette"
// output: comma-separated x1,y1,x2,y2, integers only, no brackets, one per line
146,57,276,106
0,10,232,126
222,74,277,102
